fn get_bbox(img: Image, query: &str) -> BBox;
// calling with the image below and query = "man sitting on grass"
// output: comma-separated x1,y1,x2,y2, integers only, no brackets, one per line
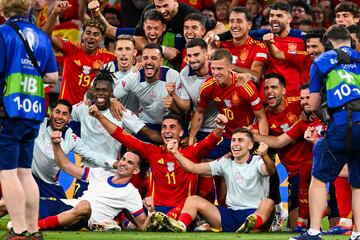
153,128,275,232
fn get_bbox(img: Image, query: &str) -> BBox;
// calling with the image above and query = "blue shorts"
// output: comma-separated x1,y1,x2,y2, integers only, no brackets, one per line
34,175,67,199
288,174,299,212
39,197,73,219
0,118,39,170
196,131,230,160
217,206,256,232
328,182,339,219
312,121,360,188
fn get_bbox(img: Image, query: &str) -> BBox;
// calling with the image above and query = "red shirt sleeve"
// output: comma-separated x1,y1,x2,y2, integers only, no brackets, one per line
286,120,308,140
253,43,268,63
111,127,153,159
184,131,221,162
240,82,263,111
197,78,214,110
61,39,78,56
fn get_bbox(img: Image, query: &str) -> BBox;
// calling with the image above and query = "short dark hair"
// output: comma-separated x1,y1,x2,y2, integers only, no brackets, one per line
209,48,232,63
264,73,286,88
232,127,254,142
305,29,326,41
270,2,291,14
325,24,352,42
230,6,253,22
348,24,360,43
83,17,106,35
335,2,359,18
93,67,115,88
184,13,206,28
143,8,163,22
300,83,309,90
53,99,72,114
185,38,208,50
102,7,122,20
292,1,311,15
143,43,163,58
162,113,184,129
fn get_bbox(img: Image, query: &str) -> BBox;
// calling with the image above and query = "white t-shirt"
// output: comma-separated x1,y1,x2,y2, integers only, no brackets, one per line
209,155,269,210
71,103,145,162
63,168,143,225
104,61,139,113
32,119,116,184
113,66,186,124
180,65,218,132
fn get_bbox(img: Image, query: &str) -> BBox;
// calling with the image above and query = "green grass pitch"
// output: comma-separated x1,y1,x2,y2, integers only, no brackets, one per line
0,216,351,240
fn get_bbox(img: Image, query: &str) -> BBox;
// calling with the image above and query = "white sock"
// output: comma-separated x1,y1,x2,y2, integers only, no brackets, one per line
351,231,360,240
308,228,321,235
275,203,283,213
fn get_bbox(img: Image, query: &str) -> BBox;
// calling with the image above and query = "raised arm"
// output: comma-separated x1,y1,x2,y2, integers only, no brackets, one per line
253,132,294,149
254,108,269,135
42,0,71,51
167,139,212,176
263,33,285,61
88,0,117,39
51,131,85,180
257,142,275,176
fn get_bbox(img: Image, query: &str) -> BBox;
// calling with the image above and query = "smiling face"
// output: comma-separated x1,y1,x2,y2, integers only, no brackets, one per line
306,38,324,62
116,151,140,178
183,20,206,42
154,0,178,21
231,132,253,160
161,118,183,145
144,19,166,44
264,77,285,109
229,11,251,41
209,58,231,87
269,9,291,35
50,104,71,131
186,45,208,72
93,80,112,111
142,48,163,81
300,88,310,114
115,39,137,71
82,26,104,54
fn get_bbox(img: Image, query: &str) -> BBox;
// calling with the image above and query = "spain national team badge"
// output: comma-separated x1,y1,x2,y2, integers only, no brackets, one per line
167,162,175,172
231,91,240,106
280,123,290,132
82,65,91,75
288,42,297,54
235,173,242,185
287,112,298,124
224,99,232,108
93,60,103,69
240,49,249,63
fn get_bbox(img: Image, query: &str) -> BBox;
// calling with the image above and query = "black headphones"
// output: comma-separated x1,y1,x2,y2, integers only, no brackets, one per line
321,31,356,51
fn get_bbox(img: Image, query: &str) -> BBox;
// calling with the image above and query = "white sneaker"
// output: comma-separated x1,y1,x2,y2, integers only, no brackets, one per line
271,207,288,232
89,220,121,231
6,221,12,231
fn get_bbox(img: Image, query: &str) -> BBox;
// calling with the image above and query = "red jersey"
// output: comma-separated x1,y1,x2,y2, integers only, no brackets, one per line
60,40,115,105
266,98,304,176
111,127,221,207
264,35,306,98
284,50,311,84
220,37,268,69
198,72,263,138
181,48,188,70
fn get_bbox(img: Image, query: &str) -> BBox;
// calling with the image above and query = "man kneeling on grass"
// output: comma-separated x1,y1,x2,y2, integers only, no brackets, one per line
154,128,275,232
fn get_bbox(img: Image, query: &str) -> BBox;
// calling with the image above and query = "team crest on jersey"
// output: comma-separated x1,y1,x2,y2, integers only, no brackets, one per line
224,99,232,108
287,112,298,124
45,142,53,155
82,65,91,75
231,91,240,106
239,49,249,63
235,173,243,185
280,123,290,132
167,162,175,172
95,121,105,132
315,125,324,134
149,90,157,101
288,42,297,54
